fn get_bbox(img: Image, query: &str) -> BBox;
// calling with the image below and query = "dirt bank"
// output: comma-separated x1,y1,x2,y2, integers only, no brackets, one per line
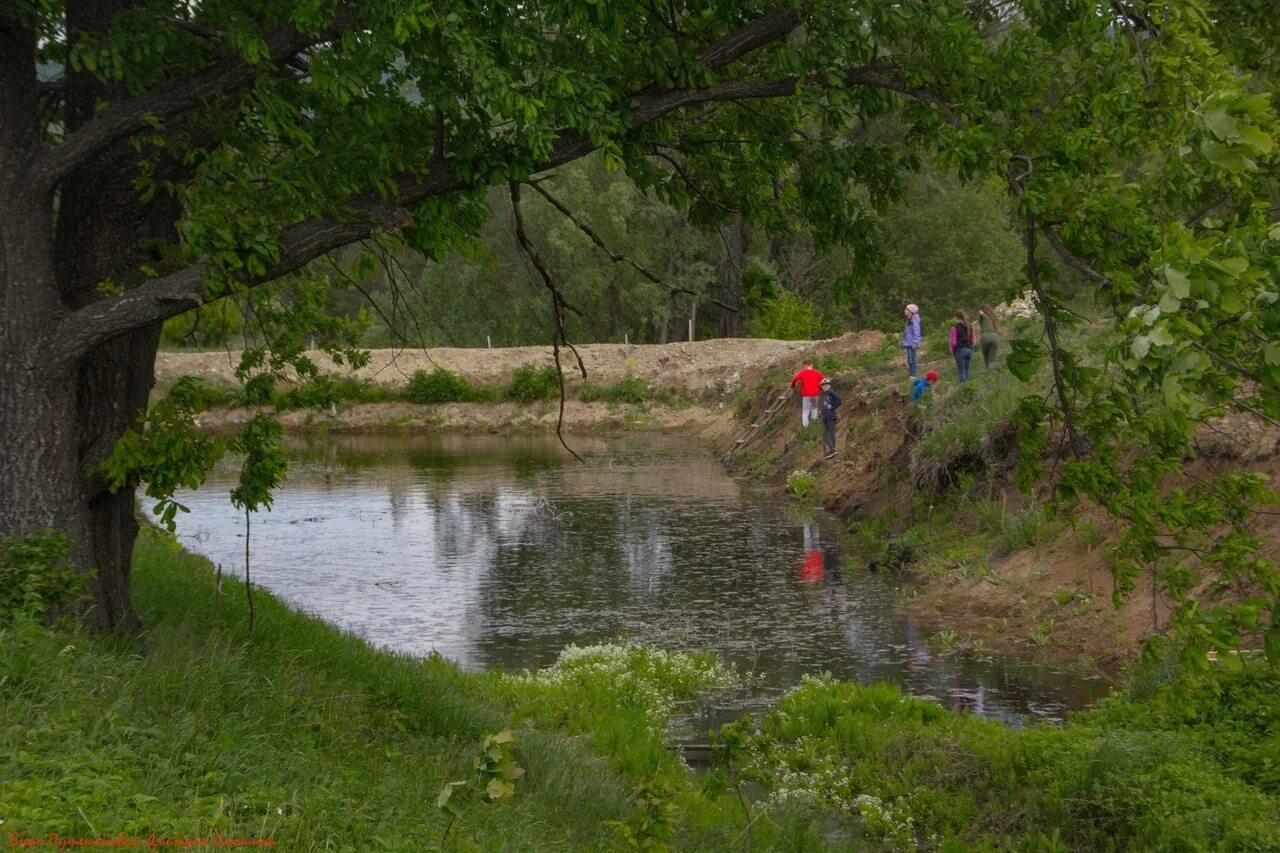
719,347,1280,675
162,332,886,436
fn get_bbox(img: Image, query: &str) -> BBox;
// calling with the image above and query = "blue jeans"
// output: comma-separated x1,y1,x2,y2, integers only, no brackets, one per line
954,347,973,383
905,346,918,378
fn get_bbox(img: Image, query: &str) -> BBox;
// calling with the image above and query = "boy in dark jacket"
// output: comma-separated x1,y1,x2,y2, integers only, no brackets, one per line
819,377,842,459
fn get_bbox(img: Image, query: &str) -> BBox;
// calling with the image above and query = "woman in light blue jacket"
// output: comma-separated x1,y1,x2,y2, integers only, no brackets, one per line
902,303,922,378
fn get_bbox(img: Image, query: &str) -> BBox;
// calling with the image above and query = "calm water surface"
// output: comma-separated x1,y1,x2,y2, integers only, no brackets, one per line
161,433,1110,722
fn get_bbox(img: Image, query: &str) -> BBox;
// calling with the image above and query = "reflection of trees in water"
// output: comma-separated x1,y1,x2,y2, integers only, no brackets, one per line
193,434,1111,717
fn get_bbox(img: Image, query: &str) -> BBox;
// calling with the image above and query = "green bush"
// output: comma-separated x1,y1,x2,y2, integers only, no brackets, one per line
160,297,243,349
786,469,816,498
1,530,84,623
751,290,820,340
506,364,561,402
273,375,396,410
582,377,650,404
168,376,245,410
737,670,1280,851
407,368,475,404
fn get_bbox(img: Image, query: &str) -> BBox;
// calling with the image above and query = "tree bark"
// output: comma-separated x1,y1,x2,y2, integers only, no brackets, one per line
0,2,171,631
0,15,86,591
718,210,748,337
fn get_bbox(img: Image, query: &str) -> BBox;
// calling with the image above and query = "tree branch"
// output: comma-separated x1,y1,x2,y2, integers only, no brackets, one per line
28,5,359,192
1039,222,1112,286
509,183,585,463
1009,158,1085,457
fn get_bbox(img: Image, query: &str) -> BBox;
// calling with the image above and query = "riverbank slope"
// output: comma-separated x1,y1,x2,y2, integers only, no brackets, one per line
718,337,1280,675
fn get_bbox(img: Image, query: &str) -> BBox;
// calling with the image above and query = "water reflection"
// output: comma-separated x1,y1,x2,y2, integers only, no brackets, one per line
157,433,1110,721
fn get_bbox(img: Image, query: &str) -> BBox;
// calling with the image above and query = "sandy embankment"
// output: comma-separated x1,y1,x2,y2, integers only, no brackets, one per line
155,332,885,435
154,333,885,435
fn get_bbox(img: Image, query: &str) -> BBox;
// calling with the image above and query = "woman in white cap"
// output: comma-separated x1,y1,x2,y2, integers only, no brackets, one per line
902,304,922,378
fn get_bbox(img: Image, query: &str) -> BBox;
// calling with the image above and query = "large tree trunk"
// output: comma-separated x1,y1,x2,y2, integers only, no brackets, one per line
0,19,86,593
0,190,108,624
0,3,171,632
717,210,748,337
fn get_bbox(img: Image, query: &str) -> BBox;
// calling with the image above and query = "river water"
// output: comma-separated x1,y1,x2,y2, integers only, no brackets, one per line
159,433,1110,722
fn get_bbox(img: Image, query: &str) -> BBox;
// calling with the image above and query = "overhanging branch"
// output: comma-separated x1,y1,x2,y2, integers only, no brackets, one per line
29,5,358,192
509,182,585,463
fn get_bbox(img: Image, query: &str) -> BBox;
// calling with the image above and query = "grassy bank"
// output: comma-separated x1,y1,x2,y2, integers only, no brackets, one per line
3,533,1279,851
0,530,810,850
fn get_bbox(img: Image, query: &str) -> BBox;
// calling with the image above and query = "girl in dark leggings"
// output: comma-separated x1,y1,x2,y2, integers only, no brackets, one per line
950,310,975,383
977,305,1000,371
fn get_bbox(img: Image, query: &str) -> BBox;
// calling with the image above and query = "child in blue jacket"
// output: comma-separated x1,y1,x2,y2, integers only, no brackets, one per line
819,378,842,459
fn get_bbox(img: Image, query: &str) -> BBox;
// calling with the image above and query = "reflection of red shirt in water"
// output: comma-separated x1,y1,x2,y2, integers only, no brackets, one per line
798,550,824,582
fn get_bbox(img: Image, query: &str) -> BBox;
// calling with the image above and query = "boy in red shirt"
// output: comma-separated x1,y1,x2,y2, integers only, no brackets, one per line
789,358,825,427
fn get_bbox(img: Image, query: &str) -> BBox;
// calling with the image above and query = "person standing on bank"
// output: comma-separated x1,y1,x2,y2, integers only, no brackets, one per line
819,377,842,459
950,310,975,383
977,305,1000,372
902,304,922,378
789,358,825,428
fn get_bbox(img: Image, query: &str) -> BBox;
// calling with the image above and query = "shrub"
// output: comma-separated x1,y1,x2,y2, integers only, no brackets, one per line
0,530,84,623
407,368,474,404
786,470,816,498
752,290,820,340
506,364,561,402
582,376,650,404
168,376,244,410
810,354,848,375
273,375,395,410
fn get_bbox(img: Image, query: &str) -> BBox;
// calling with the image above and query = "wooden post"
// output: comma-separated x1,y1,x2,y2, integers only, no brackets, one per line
487,335,492,349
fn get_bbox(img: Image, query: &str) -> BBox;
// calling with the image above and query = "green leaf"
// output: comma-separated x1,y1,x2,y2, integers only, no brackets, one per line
1237,123,1275,155
1202,142,1250,173
486,779,514,800
1265,631,1280,666
1006,339,1045,382
1164,266,1190,299
1264,342,1280,367
436,780,466,810
1201,106,1239,141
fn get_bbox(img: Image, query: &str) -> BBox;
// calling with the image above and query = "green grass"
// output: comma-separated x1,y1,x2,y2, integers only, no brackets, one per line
0,532,838,851
910,373,1028,487
737,672,1280,851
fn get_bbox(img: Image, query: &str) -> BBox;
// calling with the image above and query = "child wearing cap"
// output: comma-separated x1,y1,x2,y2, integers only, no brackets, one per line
819,377,843,459
911,370,939,403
